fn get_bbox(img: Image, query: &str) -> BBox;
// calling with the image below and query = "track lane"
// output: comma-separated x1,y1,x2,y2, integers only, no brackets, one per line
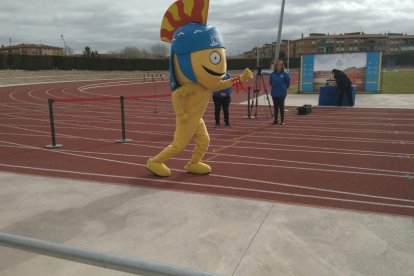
0,80,413,217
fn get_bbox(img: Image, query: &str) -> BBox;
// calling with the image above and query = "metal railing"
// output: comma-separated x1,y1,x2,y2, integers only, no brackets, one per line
0,232,222,276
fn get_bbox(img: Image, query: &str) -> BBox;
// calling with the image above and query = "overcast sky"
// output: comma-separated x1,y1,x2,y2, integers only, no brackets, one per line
1,0,413,55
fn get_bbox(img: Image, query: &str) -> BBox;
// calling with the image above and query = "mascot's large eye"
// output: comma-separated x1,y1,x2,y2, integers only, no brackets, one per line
209,51,221,65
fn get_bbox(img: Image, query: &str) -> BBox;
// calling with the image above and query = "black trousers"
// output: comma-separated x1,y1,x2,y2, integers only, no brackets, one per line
337,86,354,106
272,96,286,123
213,96,231,124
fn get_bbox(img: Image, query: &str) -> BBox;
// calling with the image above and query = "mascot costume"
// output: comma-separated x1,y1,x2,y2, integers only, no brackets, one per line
147,0,253,177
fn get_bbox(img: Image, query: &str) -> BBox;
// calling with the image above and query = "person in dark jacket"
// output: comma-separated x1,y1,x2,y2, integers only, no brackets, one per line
212,72,232,127
332,69,354,106
269,60,290,125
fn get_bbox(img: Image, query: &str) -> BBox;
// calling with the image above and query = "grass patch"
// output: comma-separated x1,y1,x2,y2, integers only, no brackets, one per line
381,71,414,94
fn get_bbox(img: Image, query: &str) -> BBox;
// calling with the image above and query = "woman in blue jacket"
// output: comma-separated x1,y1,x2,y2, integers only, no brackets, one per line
269,60,290,125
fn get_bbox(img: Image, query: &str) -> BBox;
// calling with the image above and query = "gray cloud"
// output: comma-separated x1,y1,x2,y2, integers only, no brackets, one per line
1,0,413,55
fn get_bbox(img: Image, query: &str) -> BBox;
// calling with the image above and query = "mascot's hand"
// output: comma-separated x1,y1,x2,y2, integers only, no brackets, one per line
239,68,253,82
177,112,189,122
231,68,253,93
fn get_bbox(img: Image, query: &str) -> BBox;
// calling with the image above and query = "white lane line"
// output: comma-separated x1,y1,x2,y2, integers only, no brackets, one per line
77,79,168,97
0,163,413,211
0,127,411,179
0,140,413,206
240,132,414,145
1,115,412,172
4,81,414,144
0,119,412,178
10,88,45,106
212,159,413,179
0,77,148,88
1,109,411,160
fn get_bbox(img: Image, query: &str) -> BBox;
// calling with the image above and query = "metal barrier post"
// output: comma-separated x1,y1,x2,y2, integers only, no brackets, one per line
152,75,158,113
45,98,63,149
116,96,133,143
243,86,252,119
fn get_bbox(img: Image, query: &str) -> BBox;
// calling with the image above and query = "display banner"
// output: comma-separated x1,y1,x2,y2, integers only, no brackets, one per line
365,51,382,92
300,52,381,93
300,55,314,92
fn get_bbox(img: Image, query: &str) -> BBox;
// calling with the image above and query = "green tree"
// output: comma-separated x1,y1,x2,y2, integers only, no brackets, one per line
83,46,99,58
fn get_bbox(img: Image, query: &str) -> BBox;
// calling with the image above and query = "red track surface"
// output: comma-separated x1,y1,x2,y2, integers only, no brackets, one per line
0,78,413,217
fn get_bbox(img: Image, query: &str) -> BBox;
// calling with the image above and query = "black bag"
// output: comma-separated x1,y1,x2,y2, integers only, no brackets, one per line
297,104,312,115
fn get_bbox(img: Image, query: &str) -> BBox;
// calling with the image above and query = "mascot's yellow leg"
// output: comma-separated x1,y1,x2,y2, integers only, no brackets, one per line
146,151,171,177
147,117,211,176
146,143,183,177
184,119,211,175
146,117,192,176
184,162,211,174
146,160,171,177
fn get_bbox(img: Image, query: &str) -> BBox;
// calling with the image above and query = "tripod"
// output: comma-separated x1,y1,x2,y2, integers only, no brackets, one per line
247,66,273,119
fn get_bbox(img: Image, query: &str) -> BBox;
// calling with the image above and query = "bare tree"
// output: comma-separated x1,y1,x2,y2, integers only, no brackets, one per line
121,46,142,59
112,45,169,59
150,43,169,58
66,46,74,56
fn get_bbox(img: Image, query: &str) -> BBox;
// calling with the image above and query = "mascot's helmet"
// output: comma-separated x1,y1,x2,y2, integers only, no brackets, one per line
160,0,225,90
169,23,225,90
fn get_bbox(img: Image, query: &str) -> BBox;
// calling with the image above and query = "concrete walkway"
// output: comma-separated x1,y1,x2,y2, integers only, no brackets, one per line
249,93,414,110
1,172,413,276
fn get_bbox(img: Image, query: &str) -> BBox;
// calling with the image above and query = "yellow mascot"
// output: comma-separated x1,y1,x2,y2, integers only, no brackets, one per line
147,0,253,177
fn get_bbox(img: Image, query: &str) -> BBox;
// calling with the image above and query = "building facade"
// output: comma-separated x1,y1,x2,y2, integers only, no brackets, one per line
245,32,414,59
243,40,292,60
0,44,64,56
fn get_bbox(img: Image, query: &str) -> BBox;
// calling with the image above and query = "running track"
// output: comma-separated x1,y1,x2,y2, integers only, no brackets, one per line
0,77,413,217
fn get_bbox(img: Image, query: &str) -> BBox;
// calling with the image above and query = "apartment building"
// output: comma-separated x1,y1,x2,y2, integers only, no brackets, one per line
243,40,292,60
245,32,414,59
0,44,64,56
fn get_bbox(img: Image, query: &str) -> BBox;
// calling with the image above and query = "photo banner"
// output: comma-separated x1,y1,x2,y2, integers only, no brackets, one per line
300,52,381,93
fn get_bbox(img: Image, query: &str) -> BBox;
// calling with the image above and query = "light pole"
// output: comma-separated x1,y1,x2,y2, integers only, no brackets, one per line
273,0,286,67
61,35,67,56
287,39,290,70
8,37,12,64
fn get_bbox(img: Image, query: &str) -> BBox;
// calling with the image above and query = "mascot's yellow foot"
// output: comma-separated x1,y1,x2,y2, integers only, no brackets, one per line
147,158,171,177
184,162,211,175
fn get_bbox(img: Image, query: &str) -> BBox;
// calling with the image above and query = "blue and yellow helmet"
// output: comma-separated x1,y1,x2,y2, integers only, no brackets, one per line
169,23,225,90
